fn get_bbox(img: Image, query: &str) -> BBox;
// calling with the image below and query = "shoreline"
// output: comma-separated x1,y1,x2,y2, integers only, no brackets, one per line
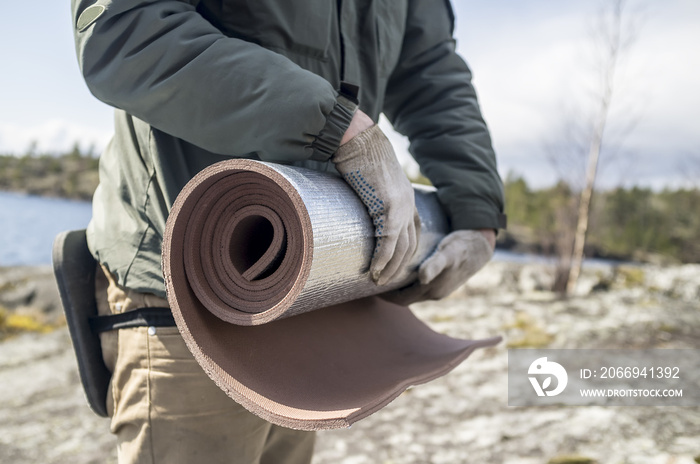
1,189,695,267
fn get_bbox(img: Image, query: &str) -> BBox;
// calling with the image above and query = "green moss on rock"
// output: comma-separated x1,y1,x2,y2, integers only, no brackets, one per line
547,455,596,464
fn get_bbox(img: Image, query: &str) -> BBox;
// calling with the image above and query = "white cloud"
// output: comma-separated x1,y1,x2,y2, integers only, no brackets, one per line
0,119,111,155
1,0,696,190
444,0,700,188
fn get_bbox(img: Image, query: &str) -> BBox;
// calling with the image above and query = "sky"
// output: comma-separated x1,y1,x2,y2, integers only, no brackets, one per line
1,0,698,189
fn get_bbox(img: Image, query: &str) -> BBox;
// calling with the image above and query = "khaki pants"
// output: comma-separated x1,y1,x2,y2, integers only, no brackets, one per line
96,267,315,464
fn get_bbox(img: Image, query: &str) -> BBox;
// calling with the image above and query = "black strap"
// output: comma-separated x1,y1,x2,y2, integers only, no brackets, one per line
89,307,176,333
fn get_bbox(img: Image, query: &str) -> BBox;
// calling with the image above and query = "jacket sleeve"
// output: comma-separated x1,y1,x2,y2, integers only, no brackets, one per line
71,0,353,162
383,0,506,231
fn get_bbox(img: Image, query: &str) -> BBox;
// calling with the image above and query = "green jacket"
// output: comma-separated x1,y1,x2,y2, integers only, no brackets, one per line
72,0,506,297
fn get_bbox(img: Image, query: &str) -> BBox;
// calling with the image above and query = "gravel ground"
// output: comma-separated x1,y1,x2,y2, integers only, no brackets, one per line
1,262,699,463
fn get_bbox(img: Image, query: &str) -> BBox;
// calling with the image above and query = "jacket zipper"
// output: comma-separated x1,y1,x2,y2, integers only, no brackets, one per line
337,0,345,81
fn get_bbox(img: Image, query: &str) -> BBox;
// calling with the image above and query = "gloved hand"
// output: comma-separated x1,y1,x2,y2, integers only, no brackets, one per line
383,229,494,304
333,124,420,286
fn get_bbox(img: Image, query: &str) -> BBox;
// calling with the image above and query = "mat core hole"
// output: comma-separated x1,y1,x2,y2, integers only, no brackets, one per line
229,215,275,276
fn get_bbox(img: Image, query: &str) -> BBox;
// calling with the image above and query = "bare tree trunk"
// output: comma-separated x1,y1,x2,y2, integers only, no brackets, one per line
565,0,625,295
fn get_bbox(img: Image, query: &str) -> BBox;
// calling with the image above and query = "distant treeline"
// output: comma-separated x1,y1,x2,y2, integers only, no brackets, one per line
1,148,698,263
502,175,700,264
0,144,99,201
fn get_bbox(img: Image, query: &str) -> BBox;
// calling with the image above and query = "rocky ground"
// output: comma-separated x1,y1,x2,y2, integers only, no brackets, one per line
0,261,699,464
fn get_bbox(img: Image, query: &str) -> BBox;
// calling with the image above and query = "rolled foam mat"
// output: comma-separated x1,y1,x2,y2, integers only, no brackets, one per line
162,159,501,430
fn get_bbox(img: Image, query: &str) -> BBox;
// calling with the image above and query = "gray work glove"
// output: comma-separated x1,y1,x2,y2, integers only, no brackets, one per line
333,124,420,286
383,230,494,304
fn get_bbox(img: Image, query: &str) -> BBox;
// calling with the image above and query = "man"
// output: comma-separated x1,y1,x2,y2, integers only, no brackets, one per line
71,0,506,462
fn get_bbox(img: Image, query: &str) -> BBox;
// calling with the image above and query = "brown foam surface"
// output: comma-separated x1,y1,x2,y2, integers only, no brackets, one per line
162,160,501,430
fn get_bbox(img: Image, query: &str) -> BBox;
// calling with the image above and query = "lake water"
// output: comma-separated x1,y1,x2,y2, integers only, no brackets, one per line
0,191,93,266
0,191,620,268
